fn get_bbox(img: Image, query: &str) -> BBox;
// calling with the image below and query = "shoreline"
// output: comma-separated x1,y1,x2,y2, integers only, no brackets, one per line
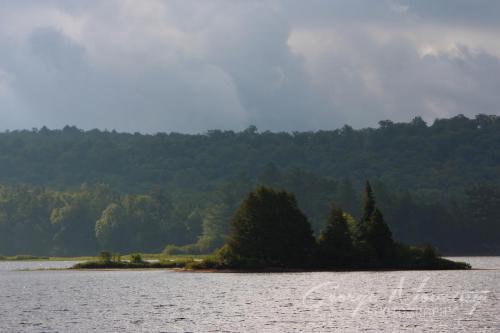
16,266,482,273
3,255,473,271
2,254,497,262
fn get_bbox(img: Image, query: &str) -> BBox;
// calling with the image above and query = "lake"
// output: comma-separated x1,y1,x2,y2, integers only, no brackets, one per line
0,257,499,332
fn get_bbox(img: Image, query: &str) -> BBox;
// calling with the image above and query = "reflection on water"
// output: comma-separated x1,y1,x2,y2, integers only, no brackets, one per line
0,257,499,332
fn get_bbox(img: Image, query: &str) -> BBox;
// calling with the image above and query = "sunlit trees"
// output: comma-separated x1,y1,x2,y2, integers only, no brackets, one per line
95,203,127,252
196,202,232,253
0,184,199,256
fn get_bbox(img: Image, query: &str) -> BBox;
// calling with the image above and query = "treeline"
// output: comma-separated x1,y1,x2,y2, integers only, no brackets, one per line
0,114,499,255
0,184,200,256
0,175,499,256
0,114,499,197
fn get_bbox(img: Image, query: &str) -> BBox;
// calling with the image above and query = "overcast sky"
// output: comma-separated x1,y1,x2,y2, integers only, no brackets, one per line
0,0,499,133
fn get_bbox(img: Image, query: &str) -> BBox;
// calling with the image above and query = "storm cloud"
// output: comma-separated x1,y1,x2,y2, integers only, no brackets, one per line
0,0,499,133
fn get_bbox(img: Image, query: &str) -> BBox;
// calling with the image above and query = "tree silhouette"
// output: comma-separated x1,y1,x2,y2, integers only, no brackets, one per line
318,205,353,267
221,186,315,267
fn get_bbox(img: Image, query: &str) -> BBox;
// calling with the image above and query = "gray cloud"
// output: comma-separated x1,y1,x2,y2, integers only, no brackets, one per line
289,29,500,126
401,0,500,26
0,1,499,133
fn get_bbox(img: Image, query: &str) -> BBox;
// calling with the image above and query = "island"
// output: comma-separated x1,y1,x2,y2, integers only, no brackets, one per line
74,182,470,271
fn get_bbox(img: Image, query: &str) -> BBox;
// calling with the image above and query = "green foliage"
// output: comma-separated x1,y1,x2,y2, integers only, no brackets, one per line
184,255,225,270
0,114,500,256
0,184,197,256
202,184,469,270
351,183,395,264
75,185,470,271
365,208,394,262
196,202,232,253
222,186,315,267
317,205,353,266
356,181,375,241
0,114,498,197
361,181,376,223
72,256,196,269
95,203,127,252
50,184,116,255
99,251,112,263
163,243,202,256
391,243,470,269
462,184,500,252
130,253,143,263
422,244,438,261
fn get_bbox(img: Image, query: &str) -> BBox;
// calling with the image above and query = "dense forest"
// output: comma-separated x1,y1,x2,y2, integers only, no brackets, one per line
74,184,469,271
0,114,499,256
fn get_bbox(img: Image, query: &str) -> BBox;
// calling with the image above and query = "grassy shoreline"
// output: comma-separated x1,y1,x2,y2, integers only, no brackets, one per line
1,253,471,271
0,253,206,262
71,256,471,271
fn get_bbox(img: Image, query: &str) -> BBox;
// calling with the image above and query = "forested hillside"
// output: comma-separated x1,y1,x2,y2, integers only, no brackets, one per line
0,114,499,256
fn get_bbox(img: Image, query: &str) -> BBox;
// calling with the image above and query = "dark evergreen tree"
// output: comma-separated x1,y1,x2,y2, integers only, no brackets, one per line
361,181,375,222
220,186,315,267
355,181,375,242
366,208,394,262
317,205,353,267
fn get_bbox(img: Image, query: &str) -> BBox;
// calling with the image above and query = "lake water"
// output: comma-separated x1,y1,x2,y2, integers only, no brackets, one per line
0,257,499,332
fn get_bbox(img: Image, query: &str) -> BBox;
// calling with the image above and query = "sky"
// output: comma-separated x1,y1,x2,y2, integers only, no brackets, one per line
0,0,499,133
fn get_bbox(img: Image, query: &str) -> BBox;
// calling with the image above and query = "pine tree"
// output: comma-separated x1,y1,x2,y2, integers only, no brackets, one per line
361,181,375,222
220,186,315,267
356,181,375,241
318,205,353,267
366,208,394,262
